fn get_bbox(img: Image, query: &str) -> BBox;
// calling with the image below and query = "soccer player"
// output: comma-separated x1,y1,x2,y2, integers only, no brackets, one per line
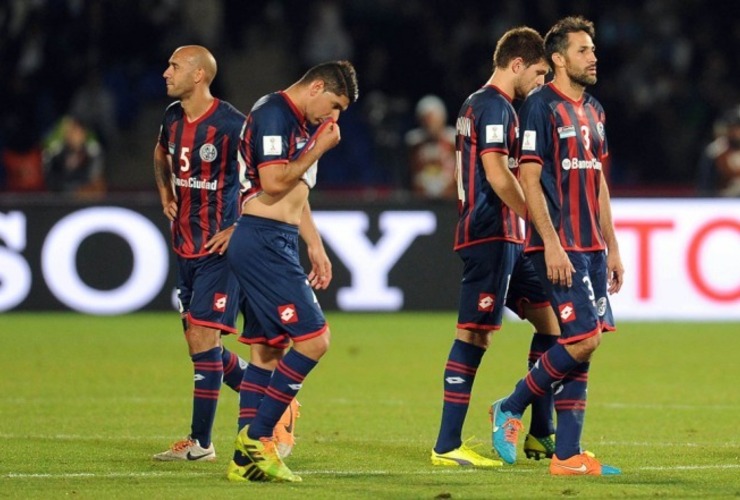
490,17,624,476
151,45,306,462
430,27,558,468
225,61,358,483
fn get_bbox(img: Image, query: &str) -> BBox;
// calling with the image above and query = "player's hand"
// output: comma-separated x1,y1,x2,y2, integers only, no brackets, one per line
315,119,341,152
544,243,575,287
606,250,624,294
162,199,177,221
306,243,332,290
205,225,235,255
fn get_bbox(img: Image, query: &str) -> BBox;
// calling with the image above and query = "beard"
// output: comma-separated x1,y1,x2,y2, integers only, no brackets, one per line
566,65,597,87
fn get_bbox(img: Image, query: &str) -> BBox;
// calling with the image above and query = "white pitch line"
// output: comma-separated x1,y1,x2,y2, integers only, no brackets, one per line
3,464,739,480
0,434,736,449
639,464,740,471
595,403,740,410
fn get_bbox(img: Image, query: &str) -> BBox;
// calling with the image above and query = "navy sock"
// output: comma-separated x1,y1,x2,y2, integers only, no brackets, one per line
502,343,578,415
190,347,223,447
248,349,317,440
221,347,247,392
528,333,557,437
434,339,485,454
237,363,272,431
554,362,590,460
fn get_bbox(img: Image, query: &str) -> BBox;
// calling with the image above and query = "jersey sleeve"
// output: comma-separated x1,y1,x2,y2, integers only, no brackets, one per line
518,96,551,166
157,111,170,151
250,104,291,168
595,101,608,160
157,102,180,152
475,97,512,156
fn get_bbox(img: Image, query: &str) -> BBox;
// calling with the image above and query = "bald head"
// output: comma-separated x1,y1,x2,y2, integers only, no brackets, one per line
174,45,217,84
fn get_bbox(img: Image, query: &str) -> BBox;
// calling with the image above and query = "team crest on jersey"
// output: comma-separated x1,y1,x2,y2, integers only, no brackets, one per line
200,143,218,162
485,124,504,144
278,304,299,324
558,302,576,323
478,293,495,312
596,122,605,140
213,293,228,312
263,136,282,155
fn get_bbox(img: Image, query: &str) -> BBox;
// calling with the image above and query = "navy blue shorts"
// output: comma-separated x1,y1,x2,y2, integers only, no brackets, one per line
528,250,616,343
228,215,327,349
457,241,550,331
176,253,239,333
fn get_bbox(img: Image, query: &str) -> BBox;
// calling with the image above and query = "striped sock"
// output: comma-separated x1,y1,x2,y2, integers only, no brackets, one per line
502,343,578,415
247,349,317,440
190,347,222,447
554,362,590,460
237,363,272,431
221,347,247,392
527,333,557,437
434,339,485,454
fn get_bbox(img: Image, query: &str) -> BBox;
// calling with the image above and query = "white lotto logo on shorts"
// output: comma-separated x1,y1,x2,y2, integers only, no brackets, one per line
213,293,227,312
263,136,282,156
199,143,218,162
485,124,504,144
522,130,536,151
278,304,298,324
559,302,576,323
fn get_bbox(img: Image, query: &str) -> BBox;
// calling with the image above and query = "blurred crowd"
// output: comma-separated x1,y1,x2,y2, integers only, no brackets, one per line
1,0,738,198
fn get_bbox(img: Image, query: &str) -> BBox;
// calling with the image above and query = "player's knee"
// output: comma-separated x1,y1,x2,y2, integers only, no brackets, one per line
567,332,602,361
294,329,330,361
456,328,491,350
184,325,221,354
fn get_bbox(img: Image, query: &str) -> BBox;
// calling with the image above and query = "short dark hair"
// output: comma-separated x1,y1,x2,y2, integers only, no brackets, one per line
299,60,359,104
544,16,596,70
493,27,545,69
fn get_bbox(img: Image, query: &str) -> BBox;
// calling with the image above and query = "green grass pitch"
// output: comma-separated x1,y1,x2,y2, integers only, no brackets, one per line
0,312,738,498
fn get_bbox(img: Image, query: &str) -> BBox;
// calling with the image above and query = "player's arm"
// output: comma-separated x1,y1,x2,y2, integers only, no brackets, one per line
154,144,177,221
299,201,332,290
260,120,341,196
519,161,575,287
598,174,624,294
481,152,527,218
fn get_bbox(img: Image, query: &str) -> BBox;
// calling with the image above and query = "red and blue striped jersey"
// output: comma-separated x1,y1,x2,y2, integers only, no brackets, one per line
239,91,316,201
454,84,523,250
518,83,609,253
157,99,247,258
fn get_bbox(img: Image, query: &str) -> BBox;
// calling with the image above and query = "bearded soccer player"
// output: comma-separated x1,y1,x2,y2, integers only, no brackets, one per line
490,17,625,476
430,26,559,469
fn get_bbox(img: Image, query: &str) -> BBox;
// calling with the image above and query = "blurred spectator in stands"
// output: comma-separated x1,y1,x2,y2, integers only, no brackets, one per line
697,105,740,197
301,0,354,66
69,70,118,147
43,115,106,197
1,144,44,193
404,94,457,199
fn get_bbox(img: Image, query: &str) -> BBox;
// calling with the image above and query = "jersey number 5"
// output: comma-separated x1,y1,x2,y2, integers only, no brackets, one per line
179,147,190,172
